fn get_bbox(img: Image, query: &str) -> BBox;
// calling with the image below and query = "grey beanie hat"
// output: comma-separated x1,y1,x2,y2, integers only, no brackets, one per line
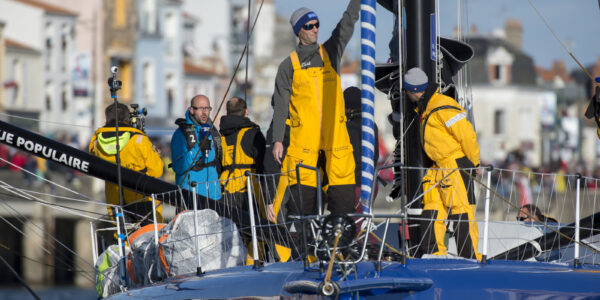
290,7,319,36
403,67,428,93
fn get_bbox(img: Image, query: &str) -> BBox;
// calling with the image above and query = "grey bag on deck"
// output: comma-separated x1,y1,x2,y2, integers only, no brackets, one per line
158,209,247,276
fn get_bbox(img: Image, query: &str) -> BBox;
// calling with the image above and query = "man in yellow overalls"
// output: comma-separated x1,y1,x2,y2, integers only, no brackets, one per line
89,103,164,226
219,97,265,209
263,1,359,259
219,97,267,264
404,68,481,260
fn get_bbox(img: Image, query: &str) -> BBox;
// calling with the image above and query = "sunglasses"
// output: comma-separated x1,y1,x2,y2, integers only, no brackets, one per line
191,106,211,112
302,22,320,31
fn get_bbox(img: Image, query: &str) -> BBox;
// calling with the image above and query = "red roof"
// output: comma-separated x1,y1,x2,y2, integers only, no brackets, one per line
184,62,219,76
535,60,572,83
340,60,360,74
5,38,38,52
16,0,78,17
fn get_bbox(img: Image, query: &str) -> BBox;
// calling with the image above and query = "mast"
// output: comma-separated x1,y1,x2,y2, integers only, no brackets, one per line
360,0,377,213
403,0,435,254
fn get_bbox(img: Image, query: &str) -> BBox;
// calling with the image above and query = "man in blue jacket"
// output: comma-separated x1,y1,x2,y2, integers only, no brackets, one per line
171,95,222,202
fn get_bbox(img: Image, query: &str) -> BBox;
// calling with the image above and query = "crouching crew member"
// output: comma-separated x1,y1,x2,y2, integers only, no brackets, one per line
405,67,481,260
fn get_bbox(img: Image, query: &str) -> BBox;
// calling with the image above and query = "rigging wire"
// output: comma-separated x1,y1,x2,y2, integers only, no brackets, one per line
527,0,598,84
0,254,41,300
0,182,110,222
0,193,96,269
0,188,111,221
0,212,95,283
0,112,94,129
0,156,98,203
175,0,265,187
245,0,251,103
0,241,94,274
468,168,600,256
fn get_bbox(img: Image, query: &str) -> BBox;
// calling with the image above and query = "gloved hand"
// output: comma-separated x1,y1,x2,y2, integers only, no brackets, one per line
386,181,402,203
183,126,197,150
199,138,212,152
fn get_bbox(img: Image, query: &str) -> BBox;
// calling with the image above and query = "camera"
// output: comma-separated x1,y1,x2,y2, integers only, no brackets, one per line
108,77,122,91
129,104,147,132
111,66,119,74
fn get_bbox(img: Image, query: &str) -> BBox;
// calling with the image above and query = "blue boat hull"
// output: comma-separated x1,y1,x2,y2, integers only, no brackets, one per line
107,258,600,299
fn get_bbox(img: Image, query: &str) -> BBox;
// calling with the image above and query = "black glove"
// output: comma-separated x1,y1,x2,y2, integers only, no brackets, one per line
183,126,197,150
199,138,212,153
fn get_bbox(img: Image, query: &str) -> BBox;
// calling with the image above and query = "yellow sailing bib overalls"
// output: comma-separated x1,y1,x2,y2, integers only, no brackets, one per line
273,45,355,216
220,127,256,194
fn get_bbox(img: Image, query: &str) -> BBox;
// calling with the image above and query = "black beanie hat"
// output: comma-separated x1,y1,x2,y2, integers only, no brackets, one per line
105,103,130,126
343,86,361,111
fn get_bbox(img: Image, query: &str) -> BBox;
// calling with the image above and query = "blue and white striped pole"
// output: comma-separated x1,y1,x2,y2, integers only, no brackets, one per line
360,0,376,213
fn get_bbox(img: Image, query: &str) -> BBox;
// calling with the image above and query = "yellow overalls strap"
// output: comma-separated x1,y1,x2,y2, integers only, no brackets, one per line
289,51,302,70
221,127,254,194
318,44,331,66
289,44,330,69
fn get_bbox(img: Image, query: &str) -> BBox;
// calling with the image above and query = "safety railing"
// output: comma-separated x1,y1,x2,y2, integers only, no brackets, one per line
90,163,600,297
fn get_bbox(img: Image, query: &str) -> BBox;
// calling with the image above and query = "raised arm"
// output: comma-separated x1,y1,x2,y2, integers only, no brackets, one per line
323,0,360,70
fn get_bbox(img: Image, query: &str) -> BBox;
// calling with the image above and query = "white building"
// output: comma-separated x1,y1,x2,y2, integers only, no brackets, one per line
0,0,78,138
472,86,556,166
2,39,44,130
135,0,184,136
467,28,557,167
182,0,232,70
41,0,104,146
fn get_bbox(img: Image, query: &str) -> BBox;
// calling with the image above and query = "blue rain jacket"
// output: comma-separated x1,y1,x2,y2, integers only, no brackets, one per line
171,110,222,200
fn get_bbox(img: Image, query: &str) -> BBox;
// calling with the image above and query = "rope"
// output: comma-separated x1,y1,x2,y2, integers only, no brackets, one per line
323,228,343,295
527,0,598,85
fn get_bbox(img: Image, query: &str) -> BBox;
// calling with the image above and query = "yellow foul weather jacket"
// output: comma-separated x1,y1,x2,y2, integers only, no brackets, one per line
89,126,163,220
419,91,481,260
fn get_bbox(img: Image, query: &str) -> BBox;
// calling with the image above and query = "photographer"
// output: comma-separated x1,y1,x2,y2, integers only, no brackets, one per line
171,95,222,202
89,102,164,225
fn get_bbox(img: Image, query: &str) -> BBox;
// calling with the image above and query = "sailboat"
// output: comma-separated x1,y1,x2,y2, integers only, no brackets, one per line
1,0,600,299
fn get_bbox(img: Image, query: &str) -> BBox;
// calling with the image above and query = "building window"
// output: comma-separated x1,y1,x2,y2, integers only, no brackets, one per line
111,58,132,100
45,81,54,111
61,83,68,111
165,13,177,58
10,59,21,104
166,73,175,115
45,22,54,71
113,0,127,28
493,65,501,81
494,109,505,135
490,64,510,85
167,89,174,116
141,0,157,34
143,61,155,104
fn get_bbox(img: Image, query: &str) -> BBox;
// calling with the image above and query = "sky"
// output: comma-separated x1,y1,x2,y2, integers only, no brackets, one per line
275,0,600,70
